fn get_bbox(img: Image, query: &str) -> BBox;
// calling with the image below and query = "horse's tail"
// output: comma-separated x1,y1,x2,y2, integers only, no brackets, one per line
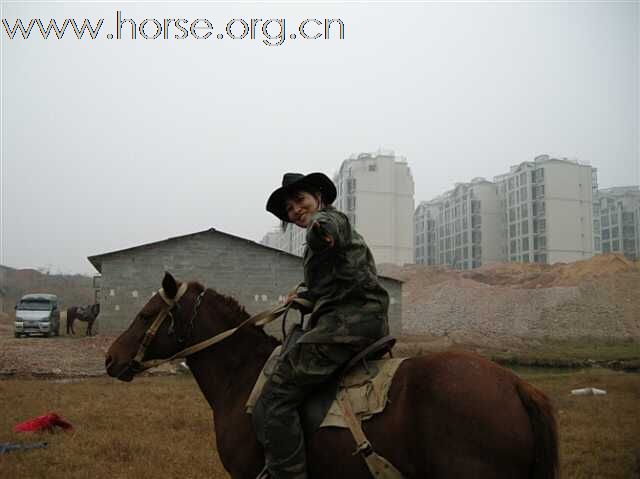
516,380,559,479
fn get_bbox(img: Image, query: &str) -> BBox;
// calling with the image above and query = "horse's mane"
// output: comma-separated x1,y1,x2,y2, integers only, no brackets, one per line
188,281,279,345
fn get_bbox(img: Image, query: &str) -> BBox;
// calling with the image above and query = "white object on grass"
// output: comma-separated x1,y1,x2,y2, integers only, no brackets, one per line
571,387,607,396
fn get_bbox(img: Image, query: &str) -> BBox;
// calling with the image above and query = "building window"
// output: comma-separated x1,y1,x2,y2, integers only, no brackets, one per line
594,237,601,250
602,229,610,240
602,241,610,253
532,201,545,216
612,226,619,238
368,164,377,172
346,178,356,194
510,224,516,237
534,236,546,250
538,219,546,233
346,195,356,211
612,240,620,251
522,237,530,251
521,220,529,235
602,215,609,227
521,204,528,218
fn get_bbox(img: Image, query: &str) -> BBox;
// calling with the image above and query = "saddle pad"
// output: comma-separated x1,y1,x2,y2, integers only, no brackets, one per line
246,347,406,430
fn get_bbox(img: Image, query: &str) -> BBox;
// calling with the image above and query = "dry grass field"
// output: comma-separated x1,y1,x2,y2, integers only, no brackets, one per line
1,368,638,478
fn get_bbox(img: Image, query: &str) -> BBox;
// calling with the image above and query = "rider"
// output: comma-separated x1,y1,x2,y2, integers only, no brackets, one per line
252,172,390,479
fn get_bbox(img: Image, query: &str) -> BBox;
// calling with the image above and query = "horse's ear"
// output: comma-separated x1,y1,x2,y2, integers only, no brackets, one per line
162,272,178,299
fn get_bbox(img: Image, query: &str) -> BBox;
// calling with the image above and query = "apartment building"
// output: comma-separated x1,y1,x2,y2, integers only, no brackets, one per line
415,179,501,269
260,224,305,257
416,155,597,267
594,186,640,260
334,151,415,265
261,150,415,265
494,155,596,264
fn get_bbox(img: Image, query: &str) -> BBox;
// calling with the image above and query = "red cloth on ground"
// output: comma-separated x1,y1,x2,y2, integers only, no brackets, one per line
13,413,73,433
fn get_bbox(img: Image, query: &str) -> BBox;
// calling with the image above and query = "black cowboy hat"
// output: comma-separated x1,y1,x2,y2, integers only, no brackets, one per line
266,172,337,222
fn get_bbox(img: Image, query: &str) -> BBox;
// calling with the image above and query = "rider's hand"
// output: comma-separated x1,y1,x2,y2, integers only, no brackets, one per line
311,221,335,248
283,292,298,304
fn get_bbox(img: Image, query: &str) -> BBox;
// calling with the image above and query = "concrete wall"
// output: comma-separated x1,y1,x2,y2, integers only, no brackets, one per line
476,182,503,263
96,230,402,336
545,160,594,262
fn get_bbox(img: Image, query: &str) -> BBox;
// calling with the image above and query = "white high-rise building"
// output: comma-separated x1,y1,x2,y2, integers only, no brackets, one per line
594,186,640,260
494,155,596,264
416,155,598,267
260,224,305,256
334,151,415,265
415,179,501,269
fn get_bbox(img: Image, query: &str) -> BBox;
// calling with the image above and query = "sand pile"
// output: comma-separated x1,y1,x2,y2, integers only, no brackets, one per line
379,254,640,341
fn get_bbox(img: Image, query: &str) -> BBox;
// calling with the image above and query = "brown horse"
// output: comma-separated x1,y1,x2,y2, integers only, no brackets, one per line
105,273,558,479
66,304,100,336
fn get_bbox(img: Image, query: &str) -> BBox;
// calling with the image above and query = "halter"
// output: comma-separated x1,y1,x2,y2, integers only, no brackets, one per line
126,283,312,375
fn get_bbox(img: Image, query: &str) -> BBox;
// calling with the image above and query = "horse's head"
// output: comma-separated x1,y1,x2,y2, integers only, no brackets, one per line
105,272,206,382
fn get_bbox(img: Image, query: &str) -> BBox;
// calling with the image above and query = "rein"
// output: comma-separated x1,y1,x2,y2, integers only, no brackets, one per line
128,284,311,374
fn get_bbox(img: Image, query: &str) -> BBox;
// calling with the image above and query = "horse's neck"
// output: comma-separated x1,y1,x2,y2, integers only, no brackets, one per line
185,321,277,412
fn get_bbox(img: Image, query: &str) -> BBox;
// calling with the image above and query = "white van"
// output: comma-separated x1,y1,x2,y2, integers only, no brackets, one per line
14,294,61,338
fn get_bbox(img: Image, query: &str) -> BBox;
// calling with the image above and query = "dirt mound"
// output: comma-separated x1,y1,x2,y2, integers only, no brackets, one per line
462,254,637,288
387,255,640,344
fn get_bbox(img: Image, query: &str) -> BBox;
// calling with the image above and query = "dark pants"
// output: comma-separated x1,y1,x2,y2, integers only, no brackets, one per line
252,341,357,479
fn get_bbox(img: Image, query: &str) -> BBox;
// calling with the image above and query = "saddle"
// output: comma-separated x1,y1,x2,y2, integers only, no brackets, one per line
246,330,406,478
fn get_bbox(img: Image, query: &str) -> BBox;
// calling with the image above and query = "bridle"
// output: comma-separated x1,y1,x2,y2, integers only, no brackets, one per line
126,282,312,375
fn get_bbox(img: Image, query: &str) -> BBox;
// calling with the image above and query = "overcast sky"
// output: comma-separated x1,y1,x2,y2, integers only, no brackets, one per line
2,1,639,275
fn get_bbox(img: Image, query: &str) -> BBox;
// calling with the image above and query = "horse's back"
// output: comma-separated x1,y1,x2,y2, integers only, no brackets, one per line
309,350,550,478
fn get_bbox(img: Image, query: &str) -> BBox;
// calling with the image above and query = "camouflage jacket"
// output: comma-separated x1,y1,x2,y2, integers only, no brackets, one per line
296,206,390,347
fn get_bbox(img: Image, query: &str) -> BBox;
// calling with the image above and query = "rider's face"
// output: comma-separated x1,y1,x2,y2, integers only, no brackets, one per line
286,191,321,228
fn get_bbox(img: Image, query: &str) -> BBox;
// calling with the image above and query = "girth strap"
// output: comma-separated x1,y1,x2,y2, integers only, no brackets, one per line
336,388,405,479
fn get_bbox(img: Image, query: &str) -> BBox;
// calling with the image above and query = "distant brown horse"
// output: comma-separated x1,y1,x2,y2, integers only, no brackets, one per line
66,303,100,336
105,273,558,479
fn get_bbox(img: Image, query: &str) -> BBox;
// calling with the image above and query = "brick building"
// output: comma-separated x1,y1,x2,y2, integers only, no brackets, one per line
88,228,403,334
